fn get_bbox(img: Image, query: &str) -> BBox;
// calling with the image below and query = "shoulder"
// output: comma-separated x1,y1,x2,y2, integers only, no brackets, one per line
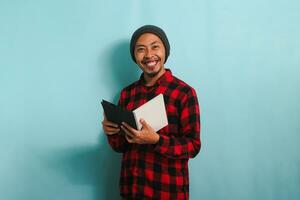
170,74,197,97
118,80,140,103
169,75,199,111
120,80,139,94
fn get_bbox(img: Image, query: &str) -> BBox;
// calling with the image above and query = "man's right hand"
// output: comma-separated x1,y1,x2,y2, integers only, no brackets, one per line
102,113,120,135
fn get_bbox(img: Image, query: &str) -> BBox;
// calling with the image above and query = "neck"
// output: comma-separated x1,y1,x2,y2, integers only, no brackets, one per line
144,68,166,87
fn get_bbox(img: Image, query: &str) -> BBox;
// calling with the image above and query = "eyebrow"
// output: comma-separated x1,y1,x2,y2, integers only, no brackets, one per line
135,41,161,48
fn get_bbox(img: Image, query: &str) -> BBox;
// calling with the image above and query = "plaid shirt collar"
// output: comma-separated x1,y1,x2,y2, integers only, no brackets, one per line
137,68,174,88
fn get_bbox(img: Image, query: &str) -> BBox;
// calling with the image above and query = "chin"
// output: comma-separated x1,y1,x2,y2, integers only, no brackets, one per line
146,71,159,77
145,66,161,77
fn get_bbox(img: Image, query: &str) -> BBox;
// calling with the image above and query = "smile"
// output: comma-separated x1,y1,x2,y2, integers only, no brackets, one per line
142,59,159,68
145,60,157,67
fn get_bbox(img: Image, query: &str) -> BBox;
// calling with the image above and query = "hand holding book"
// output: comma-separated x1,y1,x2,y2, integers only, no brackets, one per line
101,94,168,132
102,114,120,135
101,100,137,129
121,118,160,144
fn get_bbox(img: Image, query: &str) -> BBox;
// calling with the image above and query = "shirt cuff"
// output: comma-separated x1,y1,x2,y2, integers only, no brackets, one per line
154,135,169,154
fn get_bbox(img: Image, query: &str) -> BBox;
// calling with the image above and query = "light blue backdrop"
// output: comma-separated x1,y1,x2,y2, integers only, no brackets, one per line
1,0,299,200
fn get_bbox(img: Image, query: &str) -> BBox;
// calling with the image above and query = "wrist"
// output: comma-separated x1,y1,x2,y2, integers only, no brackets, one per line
153,133,160,144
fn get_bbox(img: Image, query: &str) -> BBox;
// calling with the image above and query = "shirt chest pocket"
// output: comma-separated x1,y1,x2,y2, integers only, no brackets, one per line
166,98,179,117
158,100,181,136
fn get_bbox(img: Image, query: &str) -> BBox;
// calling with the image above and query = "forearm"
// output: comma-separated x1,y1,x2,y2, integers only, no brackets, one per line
154,88,201,159
154,132,201,159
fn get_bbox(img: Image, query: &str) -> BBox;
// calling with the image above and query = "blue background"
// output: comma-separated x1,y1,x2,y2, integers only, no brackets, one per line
1,0,299,199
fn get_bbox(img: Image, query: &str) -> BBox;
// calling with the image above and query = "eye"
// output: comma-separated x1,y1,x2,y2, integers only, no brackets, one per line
136,47,145,52
152,45,159,49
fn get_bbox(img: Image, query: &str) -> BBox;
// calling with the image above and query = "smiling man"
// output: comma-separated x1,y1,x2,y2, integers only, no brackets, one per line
102,25,201,200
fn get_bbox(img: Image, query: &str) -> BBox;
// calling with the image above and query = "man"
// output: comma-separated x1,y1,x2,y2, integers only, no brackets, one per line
102,25,201,200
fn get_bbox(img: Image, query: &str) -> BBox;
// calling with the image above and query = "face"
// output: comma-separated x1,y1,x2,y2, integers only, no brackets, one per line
134,33,166,78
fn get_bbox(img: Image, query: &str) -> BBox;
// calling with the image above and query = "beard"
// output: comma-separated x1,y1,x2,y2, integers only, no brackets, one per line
144,64,162,77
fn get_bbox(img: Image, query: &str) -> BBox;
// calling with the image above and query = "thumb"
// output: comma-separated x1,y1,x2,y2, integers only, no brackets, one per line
140,118,149,129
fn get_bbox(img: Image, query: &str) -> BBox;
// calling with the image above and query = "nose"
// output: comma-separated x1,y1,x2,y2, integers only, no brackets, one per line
144,48,153,58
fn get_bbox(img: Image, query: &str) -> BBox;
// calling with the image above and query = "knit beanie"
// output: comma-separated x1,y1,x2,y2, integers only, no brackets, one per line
130,25,170,63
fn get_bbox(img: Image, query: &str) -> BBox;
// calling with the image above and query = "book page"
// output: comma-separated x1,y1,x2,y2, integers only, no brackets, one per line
133,94,168,132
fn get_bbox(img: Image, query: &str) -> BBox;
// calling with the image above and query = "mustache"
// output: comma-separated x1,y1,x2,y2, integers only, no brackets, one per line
141,57,160,63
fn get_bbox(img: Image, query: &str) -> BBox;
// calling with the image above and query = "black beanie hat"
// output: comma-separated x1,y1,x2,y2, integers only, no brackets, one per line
130,25,170,63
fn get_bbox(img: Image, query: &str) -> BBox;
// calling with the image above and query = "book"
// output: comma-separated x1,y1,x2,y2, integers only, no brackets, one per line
101,99,137,129
101,94,168,132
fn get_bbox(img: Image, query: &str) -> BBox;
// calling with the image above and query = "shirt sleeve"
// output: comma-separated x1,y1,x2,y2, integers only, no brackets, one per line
154,88,201,159
106,90,128,153
107,132,127,153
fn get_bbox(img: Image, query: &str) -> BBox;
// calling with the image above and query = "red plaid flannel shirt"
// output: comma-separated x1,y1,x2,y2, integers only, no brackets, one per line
107,69,201,200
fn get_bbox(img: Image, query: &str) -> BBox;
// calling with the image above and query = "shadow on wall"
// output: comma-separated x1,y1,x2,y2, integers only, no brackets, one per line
42,141,122,200
102,39,140,95
42,41,140,200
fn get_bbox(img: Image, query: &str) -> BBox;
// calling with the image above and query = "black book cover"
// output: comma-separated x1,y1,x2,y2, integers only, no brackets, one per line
101,99,137,129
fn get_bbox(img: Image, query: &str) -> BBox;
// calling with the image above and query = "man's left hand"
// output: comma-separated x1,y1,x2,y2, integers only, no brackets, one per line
121,119,160,144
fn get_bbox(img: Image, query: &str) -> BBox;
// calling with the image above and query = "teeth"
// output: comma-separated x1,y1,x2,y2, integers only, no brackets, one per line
146,61,156,67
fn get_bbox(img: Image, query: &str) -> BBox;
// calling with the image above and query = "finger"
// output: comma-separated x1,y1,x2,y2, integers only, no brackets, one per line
121,125,135,138
125,134,135,143
102,120,119,128
107,132,119,135
140,118,150,129
104,129,120,135
104,126,120,133
105,131,117,135
103,127,120,134
122,122,139,136
121,126,137,140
